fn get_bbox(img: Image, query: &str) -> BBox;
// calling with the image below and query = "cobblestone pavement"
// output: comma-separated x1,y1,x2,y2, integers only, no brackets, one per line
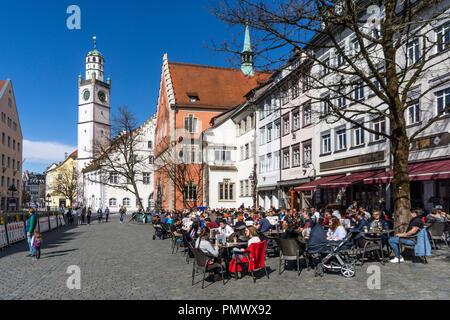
1,215,449,300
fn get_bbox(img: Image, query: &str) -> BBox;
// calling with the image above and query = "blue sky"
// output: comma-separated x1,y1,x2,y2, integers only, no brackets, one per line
0,0,246,173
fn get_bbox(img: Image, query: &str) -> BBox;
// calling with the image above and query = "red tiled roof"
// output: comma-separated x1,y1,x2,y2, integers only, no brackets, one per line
69,150,78,158
168,62,272,109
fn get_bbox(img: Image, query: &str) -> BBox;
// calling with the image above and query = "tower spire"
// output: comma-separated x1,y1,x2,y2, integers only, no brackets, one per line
241,22,255,76
93,36,97,49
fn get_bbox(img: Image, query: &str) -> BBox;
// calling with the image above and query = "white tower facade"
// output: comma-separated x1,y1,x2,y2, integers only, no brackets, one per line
77,39,111,173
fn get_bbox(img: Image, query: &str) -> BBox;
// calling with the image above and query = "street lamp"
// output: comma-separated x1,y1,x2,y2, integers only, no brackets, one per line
46,193,51,212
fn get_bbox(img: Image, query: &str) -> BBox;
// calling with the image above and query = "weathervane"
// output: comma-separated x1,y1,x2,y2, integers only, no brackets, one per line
93,36,97,49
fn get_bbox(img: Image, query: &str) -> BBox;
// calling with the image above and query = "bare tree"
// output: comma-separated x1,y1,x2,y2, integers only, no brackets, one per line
211,0,450,232
154,134,203,210
53,166,78,207
86,106,150,210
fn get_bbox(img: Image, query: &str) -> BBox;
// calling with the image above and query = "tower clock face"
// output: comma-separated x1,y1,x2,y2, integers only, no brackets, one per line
83,90,90,101
98,91,106,102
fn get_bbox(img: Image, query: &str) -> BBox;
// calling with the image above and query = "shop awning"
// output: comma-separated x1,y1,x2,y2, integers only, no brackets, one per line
294,174,346,191
364,159,450,184
320,170,386,189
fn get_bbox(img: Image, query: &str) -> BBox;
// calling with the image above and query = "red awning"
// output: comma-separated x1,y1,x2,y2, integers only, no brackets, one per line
294,174,346,191
364,159,450,184
320,170,386,189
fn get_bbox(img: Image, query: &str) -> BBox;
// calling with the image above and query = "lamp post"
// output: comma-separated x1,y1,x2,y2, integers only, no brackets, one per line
46,193,51,212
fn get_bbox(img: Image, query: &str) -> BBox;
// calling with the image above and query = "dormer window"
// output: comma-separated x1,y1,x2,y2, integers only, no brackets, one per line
187,92,199,103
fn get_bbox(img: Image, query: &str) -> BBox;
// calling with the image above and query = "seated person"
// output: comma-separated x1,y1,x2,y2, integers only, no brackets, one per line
426,208,447,223
231,226,261,259
170,219,185,243
367,210,389,233
359,206,372,220
244,214,254,226
388,209,424,263
349,212,369,241
195,227,221,281
327,217,347,241
205,218,218,229
322,210,332,227
255,213,272,233
218,220,235,240
234,215,246,228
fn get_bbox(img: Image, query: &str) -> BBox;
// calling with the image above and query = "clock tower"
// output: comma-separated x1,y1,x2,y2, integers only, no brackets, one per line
77,37,111,173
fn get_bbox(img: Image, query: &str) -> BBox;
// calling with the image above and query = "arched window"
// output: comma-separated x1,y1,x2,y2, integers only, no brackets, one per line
123,198,131,207
109,198,117,207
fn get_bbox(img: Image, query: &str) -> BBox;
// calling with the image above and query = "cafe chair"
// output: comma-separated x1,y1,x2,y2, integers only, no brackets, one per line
398,228,431,264
274,238,308,276
426,221,449,249
230,241,269,283
191,248,226,289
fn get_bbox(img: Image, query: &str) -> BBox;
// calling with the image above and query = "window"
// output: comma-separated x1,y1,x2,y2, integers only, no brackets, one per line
336,128,347,151
1,133,4,144
240,146,244,161
245,143,249,159
57,173,62,180
7,118,11,127
7,136,10,148
123,198,131,207
322,133,331,154
292,79,300,99
274,120,281,139
283,149,290,169
321,96,331,116
58,184,62,191
215,150,231,161
293,111,300,130
143,173,151,184
7,177,9,187
259,156,265,173
354,82,365,101
184,114,198,133
303,71,311,92
241,120,246,134
184,182,198,201
335,42,345,67
303,143,312,165
148,141,153,149
353,123,365,146
282,87,290,105
266,123,273,142
407,102,421,125
13,140,15,150
436,23,450,52
407,39,420,65
245,180,250,197
303,104,312,126
110,172,119,184
283,116,290,135
336,92,346,108
259,128,265,145
266,153,272,172
351,37,360,56
373,118,386,141
274,151,281,170
12,159,15,170
259,105,265,120
321,55,331,76
240,181,244,197
293,147,300,167
437,88,450,115
149,156,154,164
13,122,17,131
109,198,117,206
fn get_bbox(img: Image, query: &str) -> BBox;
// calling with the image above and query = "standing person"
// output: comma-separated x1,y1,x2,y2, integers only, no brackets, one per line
25,209,37,257
119,206,126,224
87,207,92,225
97,208,103,223
60,207,65,221
77,207,82,226
32,230,42,260
105,207,110,223
81,207,86,224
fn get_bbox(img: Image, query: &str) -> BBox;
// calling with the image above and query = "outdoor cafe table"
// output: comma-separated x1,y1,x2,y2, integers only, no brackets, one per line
263,230,286,237
359,230,395,262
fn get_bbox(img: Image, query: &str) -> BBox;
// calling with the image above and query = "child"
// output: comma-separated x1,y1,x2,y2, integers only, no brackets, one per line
32,230,42,260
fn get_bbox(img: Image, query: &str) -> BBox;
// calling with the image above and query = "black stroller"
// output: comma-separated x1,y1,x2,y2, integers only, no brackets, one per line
307,224,356,278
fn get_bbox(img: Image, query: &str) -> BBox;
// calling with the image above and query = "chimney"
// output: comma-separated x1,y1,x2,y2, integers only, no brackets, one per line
65,152,68,159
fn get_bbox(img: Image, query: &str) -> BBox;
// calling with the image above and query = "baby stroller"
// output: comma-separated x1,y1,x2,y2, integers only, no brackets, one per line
307,224,356,278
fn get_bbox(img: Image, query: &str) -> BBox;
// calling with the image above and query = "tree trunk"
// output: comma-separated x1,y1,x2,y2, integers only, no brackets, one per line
391,130,411,234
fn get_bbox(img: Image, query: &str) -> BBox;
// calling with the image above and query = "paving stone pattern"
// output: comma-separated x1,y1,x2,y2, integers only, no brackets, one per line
0,215,449,300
